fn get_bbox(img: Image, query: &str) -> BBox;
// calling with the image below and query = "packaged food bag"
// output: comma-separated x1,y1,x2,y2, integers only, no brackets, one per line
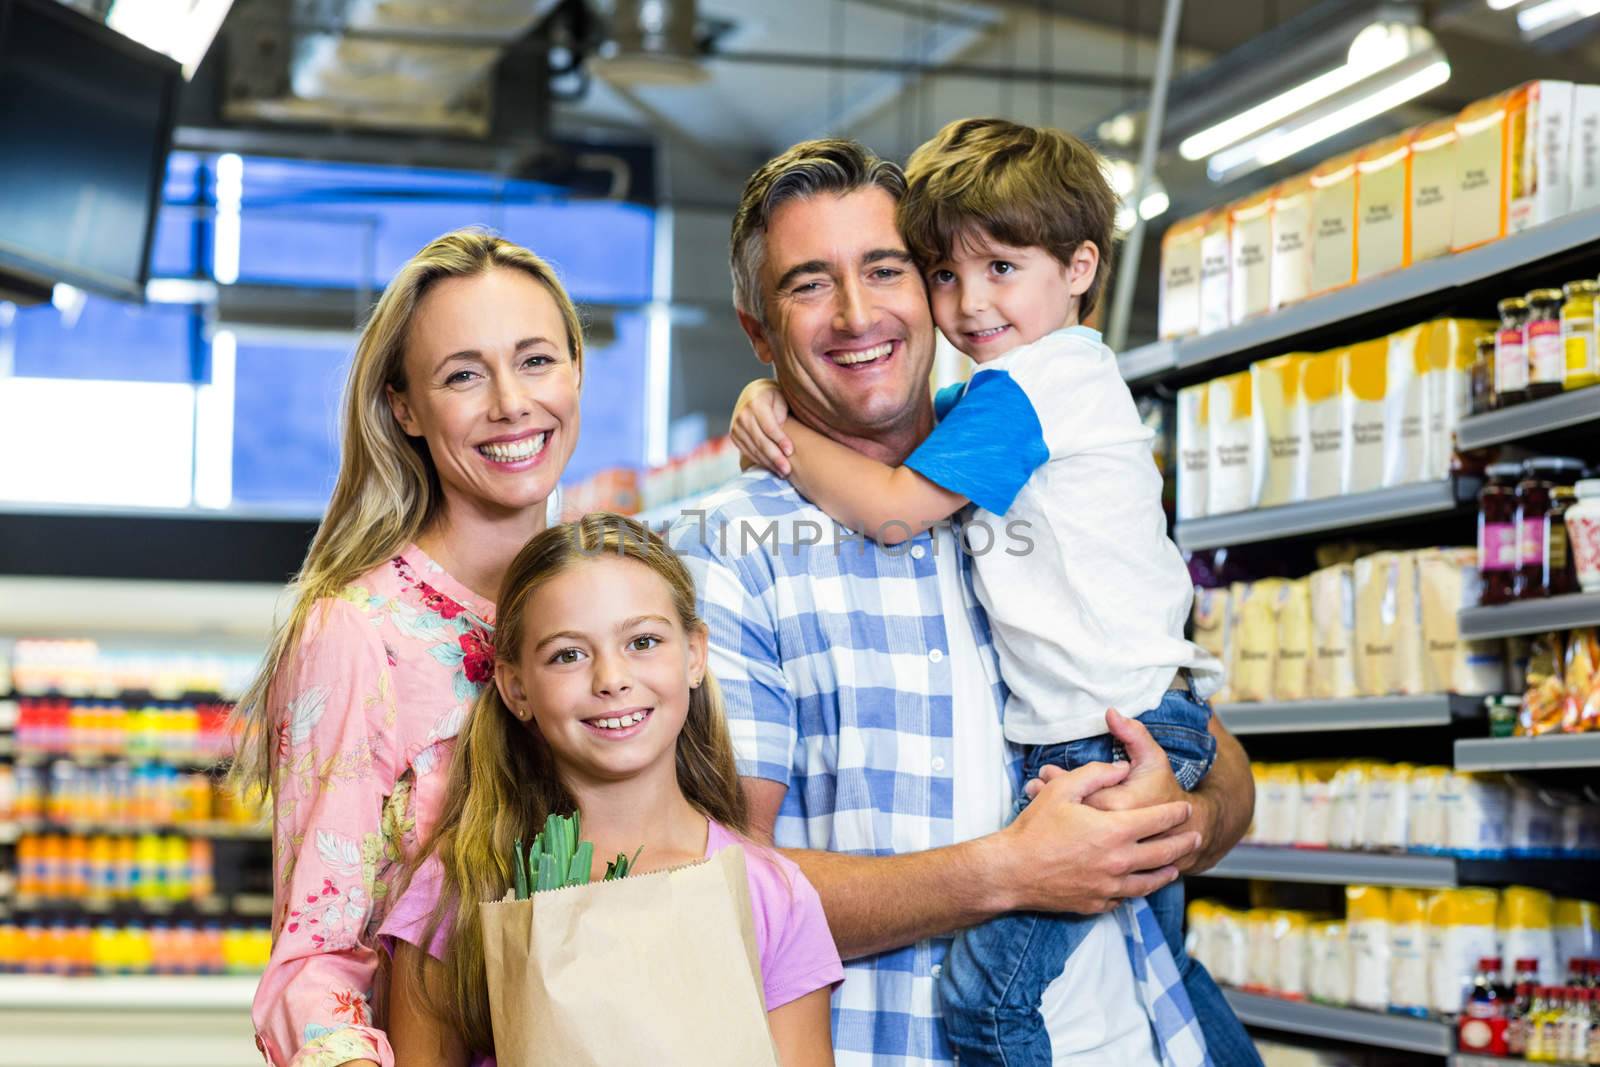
1357,132,1412,281
1232,579,1284,702
1418,547,1507,694
1507,80,1575,232
1561,800,1600,858
1520,632,1567,736
1198,209,1232,336
1251,354,1310,508
1347,885,1393,1011
1454,91,1513,251
1508,782,1561,858
1276,911,1311,1001
1271,171,1314,309
1406,765,1451,855
1341,338,1389,496
1499,886,1558,984
1255,762,1302,846
1424,318,1496,481
1185,899,1218,970
1230,188,1276,324
1310,920,1351,1005
1329,762,1370,851
1175,383,1210,522
481,846,782,1067
1409,118,1458,263
1363,762,1413,851
1212,905,1249,988
1354,551,1426,696
1427,888,1500,1015
1560,627,1599,733
1383,324,1429,489
1389,888,1431,1016
1273,578,1313,702
1302,348,1347,500
1245,909,1279,992
1555,898,1600,976
1159,213,1206,339
1439,771,1512,858
1573,85,1600,214
1191,585,1234,705
1207,371,1254,515
1310,562,1359,699
1309,151,1360,296
1295,760,1343,848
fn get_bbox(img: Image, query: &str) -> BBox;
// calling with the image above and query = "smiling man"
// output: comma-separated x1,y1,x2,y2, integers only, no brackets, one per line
671,139,1257,1065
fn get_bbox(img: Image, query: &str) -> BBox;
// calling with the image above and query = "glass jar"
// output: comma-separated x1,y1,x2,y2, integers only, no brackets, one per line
1546,484,1579,596
1471,335,1497,413
1515,457,1586,600
1480,462,1524,605
1526,288,1565,400
1567,479,1600,593
1561,279,1598,391
1495,296,1530,407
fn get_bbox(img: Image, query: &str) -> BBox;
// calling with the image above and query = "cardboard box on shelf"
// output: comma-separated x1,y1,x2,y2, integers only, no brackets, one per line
1572,84,1600,213
1340,338,1388,496
1356,133,1412,281
1309,151,1360,296
1408,117,1458,263
1250,353,1309,508
1270,172,1314,309
1158,213,1206,340
1508,80,1575,233
1198,209,1233,335
1229,187,1275,324
1302,348,1346,500
1453,91,1512,251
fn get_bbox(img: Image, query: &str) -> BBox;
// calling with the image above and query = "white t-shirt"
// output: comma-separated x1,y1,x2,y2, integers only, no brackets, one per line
936,537,1160,1066
907,326,1223,746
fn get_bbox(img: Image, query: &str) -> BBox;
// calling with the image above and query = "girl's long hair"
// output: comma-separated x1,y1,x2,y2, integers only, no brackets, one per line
227,228,585,800
408,513,748,1055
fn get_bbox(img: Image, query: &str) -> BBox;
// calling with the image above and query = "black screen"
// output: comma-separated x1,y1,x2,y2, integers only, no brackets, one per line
0,0,179,300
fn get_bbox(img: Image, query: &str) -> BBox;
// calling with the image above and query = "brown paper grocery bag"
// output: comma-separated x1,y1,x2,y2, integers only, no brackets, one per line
481,844,782,1066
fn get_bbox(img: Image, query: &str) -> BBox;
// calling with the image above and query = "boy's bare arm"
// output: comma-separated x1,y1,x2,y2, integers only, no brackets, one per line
781,418,966,545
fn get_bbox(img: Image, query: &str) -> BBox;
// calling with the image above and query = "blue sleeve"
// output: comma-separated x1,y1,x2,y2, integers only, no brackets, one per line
933,381,965,422
904,369,1049,516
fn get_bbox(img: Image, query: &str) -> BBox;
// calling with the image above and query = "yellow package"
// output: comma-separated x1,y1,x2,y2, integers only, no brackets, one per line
1500,886,1557,983
1176,383,1210,522
1303,348,1347,500
1276,911,1313,1001
1422,318,1497,481
1274,578,1312,702
1271,172,1314,308
1507,80,1575,233
1159,213,1206,339
1294,759,1345,848
1246,909,1279,992
1230,187,1276,324
1329,761,1371,850
1363,762,1414,850
1390,889,1431,1015
1199,209,1233,335
1309,151,1360,296
1256,761,1303,846
1453,92,1512,252
1207,372,1254,516
1250,353,1309,507
1347,885,1392,1011
1409,118,1457,263
1309,562,1359,699
1191,586,1233,704
1555,899,1600,976
1340,338,1388,495
1428,888,1501,1014
1357,133,1412,281
1354,551,1426,696
1310,920,1352,1005
1406,764,1451,853
1233,579,1286,703
1382,324,1429,489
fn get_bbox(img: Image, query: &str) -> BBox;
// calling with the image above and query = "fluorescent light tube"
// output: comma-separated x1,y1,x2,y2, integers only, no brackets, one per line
1517,0,1600,32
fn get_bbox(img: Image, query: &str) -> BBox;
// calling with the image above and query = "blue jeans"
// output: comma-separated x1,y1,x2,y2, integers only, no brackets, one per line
939,688,1261,1067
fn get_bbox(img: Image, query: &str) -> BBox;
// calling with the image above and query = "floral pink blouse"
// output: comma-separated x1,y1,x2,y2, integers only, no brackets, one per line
252,545,495,1067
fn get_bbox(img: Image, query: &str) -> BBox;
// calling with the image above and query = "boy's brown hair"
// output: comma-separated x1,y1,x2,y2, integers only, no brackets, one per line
899,117,1118,319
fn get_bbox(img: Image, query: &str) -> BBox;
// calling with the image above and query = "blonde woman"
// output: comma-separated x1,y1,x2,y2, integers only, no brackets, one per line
236,229,583,1067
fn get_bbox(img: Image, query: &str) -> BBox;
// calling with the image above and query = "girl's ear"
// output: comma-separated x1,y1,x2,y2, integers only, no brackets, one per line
687,622,709,690
496,661,530,720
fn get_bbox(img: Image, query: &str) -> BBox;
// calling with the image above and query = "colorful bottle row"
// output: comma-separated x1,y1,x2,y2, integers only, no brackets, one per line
6,639,257,700
1478,460,1600,604
14,833,215,903
12,698,235,762
1462,956,1600,1062
0,761,260,828
0,920,269,976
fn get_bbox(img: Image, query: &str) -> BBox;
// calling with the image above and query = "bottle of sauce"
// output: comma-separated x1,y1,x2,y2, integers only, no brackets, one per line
1511,957,1542,1056
1528,288,1567,400
1548,484,1581,597
1471,334,1497,413
1563,279,1599,391
1517,458,1587,600
1461,955,1511,1055
1481,462,1524,604
1498,297,1531,408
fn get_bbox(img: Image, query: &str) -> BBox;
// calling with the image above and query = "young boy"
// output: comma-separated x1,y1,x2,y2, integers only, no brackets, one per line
730,118,1237,1066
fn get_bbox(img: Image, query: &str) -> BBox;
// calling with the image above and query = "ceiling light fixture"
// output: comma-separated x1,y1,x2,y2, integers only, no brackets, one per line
1516,0,1600,35
106,0,233,79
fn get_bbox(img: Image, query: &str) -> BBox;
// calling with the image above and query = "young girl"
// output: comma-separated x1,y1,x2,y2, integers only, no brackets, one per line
378,513,841,1066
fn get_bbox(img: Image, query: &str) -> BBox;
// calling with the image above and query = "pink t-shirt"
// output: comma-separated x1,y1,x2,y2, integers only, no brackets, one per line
380,818,843,1065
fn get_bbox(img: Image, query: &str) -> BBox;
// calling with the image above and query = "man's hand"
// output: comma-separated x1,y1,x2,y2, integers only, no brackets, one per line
1025,708,1218,875
730,378,793,477
992,759,1198,916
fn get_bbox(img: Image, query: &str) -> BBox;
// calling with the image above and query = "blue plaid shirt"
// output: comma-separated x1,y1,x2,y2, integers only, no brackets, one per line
670,471,1207,1066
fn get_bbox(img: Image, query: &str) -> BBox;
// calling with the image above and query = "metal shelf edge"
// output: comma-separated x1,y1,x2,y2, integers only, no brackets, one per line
1457,593,1600,639
1175,481,1461,551
1221,989,1454,1055
1216,695,1474,735
1456,387,1600,450
1202,846,1461,888
1454,733,1600,771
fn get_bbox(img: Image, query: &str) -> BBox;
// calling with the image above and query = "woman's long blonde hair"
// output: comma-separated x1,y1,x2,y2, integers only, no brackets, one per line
229,228,585,799
405,513,748,1055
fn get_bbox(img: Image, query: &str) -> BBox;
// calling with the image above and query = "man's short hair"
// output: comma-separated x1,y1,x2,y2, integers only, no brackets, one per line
729,139,907,325
899,118,1118,319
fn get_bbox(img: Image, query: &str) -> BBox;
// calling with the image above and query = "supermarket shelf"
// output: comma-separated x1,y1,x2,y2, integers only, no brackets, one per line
0,821,270,843
6,750,227,770
1202,846,1461,888
6,689,232,703
1174,481,1465,551
1119,204,1600,384
1118,339,1177,384
1216,695,1482,735
1454,733,1600,771
1222,989,1453,1055
4,892,273,918
1456,386,1600,450
1457,592,1600,639
0,973,257,1011
1453,1057,1586,1067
